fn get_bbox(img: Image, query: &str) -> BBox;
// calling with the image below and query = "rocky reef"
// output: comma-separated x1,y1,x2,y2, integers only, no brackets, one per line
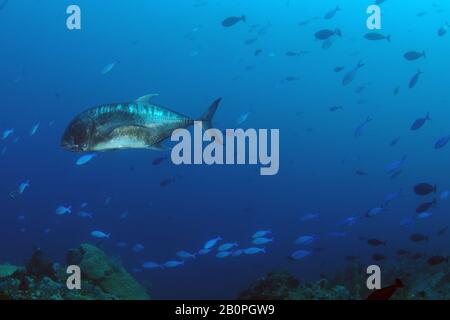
238,261,450,300
0,244,150,300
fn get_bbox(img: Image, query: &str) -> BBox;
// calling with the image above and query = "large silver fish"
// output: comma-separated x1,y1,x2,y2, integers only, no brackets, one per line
61,94,222,152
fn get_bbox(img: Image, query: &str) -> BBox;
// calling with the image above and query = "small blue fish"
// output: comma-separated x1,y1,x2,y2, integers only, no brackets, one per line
416,212,432,220
163,260,184,268
101,61,119,75
2,129,14,140
76,153,96,166
244,247,265,255
252,230,272,239
30,122,40,136
218,243,238,251
132,244,145,253
18,180,30,194
142,261,164,270
365,206,385,218
55,206,71,215
339,215,359,227
300,212,320,221
409,70,423,89
343,61,364,86
77,211,93,218
294,235,318,245
216,251,233,258
176,251,196,260
232,249,244,257
197,248,211,256
385,156,407,173
236,112,251,125
435,135,450,149
252,237,273,245
203,237,222,250
290,250,312,260
410,113,431,131
91,230,110,239
355,116,372,137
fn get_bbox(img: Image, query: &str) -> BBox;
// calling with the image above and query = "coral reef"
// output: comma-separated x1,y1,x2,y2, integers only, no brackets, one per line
238,262,450,300
0,244,150,300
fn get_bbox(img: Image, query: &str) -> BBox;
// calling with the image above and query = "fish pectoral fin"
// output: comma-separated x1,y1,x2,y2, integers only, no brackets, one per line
136,93,160,104
149,143,172,151
149,143,171,151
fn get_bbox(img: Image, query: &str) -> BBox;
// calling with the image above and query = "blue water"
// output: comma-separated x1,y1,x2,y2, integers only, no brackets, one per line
1,0,450,299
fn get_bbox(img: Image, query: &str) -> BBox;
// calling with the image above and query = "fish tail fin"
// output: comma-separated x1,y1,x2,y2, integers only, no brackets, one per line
358,61,365,68
423,51,426,58
335,28,342,37
68,206,72,213
107,233,111,239
336,5,341,11
395,278,404,288
242,15,246,22
426,112,431,121
386,35,391,42
200,98,222,131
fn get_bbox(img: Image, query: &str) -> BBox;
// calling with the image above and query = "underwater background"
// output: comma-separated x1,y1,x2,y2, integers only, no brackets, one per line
1,0,450,299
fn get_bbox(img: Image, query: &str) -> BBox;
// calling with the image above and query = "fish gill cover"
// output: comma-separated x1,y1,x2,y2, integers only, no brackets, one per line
1,0,450,300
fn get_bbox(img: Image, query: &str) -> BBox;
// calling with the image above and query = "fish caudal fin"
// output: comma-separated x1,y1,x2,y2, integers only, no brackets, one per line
200,98,222,131
242,15,246,22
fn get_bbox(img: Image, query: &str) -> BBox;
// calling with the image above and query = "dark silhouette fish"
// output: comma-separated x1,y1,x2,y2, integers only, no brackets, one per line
435,135,450,149
416,199,436,213
324,6,340,20
222,15,246,27
372,253,387,262
410,233,429,242
342,61,364,86
160,178,175,187
366,279,403,300
414,183,436,196
404,51,426,61
364,32,391,42
409,70,423,88
428,256,448,266
438,23,449,37
314,28,342,40
393,86,400,96
61,94,222,152
152,156,168,166
410,112,430,131
390,136,400,146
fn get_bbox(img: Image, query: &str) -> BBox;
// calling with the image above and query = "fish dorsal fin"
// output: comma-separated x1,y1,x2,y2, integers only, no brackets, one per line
136,93,159,104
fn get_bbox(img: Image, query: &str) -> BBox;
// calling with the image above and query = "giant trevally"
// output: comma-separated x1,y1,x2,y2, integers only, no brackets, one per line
61,94,222,152
342,61,364,86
